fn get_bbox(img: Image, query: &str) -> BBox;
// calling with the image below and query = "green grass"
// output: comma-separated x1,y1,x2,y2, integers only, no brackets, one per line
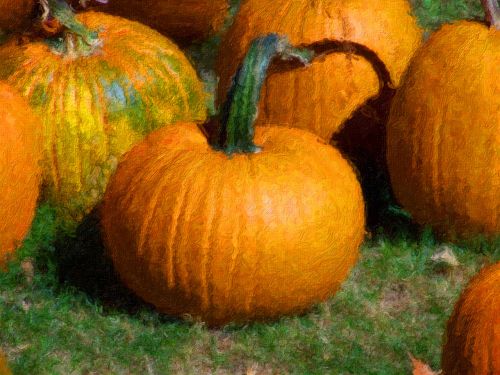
1,1,499,374
1,204,498,374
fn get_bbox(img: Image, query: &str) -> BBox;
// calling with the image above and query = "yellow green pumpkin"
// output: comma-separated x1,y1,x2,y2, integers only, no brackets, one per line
0,9,207,224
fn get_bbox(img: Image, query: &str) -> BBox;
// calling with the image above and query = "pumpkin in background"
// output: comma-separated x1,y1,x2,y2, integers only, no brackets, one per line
0,350,11,375
216,0,422,142
0,83,42,268
0,0,36,34
442,261,500,375
386,2,500,239
0,8,207,224
96,0,230,45
102,35,365,326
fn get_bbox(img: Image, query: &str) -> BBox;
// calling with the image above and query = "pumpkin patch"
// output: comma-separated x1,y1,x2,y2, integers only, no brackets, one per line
0,10,207,224
102,34,365,326
0,82,42,268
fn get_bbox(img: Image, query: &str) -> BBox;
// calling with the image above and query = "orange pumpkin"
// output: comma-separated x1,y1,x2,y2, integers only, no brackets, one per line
216,0,422,142
386,3,500,239
0,82,42,268
442,261,500,375
97,0,230,45
0,0,36,34
102,35,365,326
0,8,207,224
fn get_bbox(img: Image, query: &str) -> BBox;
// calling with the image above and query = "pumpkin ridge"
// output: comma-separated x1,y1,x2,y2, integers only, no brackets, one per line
199,159,224,312
136,152,182,259
176,157,213,299
166,154,203,290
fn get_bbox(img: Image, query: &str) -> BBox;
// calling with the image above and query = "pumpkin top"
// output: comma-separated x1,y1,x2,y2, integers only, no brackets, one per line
219,0,422,88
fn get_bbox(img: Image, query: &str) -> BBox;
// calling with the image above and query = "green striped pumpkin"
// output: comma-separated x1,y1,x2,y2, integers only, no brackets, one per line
0,11,207,224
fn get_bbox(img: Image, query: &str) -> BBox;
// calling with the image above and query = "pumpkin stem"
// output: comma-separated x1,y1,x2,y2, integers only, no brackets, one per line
482,0,500,29
42,0,101,57
215,34,313,155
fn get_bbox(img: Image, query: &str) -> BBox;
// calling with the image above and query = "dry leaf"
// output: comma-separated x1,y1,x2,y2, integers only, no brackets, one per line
408,353,441,375
20,258,34,284
431,245,459,267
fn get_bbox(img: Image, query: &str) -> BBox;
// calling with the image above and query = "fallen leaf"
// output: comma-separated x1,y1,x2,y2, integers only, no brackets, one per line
408,353,441,375
431,245,459,267
20,259,34,284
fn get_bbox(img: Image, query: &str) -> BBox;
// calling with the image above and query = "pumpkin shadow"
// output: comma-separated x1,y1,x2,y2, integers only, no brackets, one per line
53,209,183,324
332,84,419,239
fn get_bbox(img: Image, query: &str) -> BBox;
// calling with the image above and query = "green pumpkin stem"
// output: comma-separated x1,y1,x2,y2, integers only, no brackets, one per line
214,34,313,155
482,0,500,29
43,0,100,56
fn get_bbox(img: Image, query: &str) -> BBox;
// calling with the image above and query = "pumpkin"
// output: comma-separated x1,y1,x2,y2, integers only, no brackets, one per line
386,1,500,239
96,0,230,45
0,350,11,375
442,261,500,375
102,34,365,326
216,0,422,142
0,82,42,268
0,7,207,224
0,0,36,34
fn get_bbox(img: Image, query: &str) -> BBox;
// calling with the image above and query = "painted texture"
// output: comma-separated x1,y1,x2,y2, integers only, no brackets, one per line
0,11,207,223
0,351,11,375
0,0,36,33
387,21,500,239
102,123,365,326
216,0,422,141
0,83,41,268
98,0,229,45
442,261,500,375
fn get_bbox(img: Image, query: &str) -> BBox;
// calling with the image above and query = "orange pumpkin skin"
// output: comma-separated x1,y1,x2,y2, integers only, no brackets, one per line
98,0,229,45
0,350,11,375
0,0,36,34
102,123,365,326
0,83,42,268
442,262,500,375
216,0,422,141
387,21,500,239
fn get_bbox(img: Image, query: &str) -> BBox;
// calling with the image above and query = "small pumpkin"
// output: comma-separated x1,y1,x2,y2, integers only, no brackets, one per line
0,0,36,34
0,5,207,224
442,261,500,375
102,34,365,326
216,0,422,142
97,0,230,45
0,82,42,268
386,0,500,239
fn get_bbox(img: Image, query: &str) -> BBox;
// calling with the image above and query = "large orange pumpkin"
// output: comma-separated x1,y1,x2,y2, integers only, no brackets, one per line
97,0,230,45
386,3,500,239
0,83,42,268
216,0,422,142
0,0,36,34
442,261,500,375
102,35,365,326
0,8,207,224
